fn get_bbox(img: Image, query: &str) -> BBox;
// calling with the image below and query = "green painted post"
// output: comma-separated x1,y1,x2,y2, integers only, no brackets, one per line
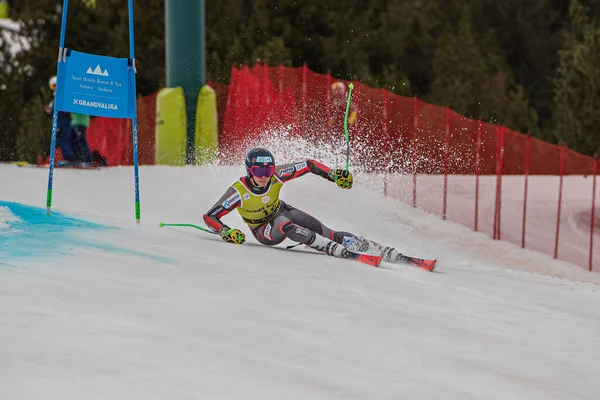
165,0,205,164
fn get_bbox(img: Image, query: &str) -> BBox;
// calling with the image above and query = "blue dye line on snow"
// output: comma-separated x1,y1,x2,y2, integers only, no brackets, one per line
1,201,174,264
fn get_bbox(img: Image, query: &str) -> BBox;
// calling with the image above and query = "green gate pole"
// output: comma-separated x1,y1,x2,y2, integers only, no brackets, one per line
165,0,205,164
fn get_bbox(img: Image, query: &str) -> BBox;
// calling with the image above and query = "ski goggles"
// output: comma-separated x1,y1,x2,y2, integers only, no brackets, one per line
249,165,275,178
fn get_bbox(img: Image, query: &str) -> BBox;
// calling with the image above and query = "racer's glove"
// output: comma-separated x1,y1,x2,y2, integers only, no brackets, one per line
219,226,246,244
328,169,353,189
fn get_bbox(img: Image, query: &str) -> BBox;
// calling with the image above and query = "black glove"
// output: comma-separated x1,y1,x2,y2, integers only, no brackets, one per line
328,169,353,189
219,226,246,244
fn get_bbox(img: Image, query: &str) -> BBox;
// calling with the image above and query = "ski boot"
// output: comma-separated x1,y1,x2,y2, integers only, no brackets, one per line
306,234,382,267
344,237,436,272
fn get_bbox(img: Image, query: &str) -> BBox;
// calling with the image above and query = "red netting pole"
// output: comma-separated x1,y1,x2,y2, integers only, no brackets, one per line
412,97,419,208
498,126,505,239
493,125,504,240
382,86,389,197
239,63,250,148
278,63,284,93
255,59,262,101
254,61,263,127
227,64,238,159
326,70,332,138
554,143,566,258
475,116,482,231
243,62,249,107
522,133,531,248
263,62,270,107
302,63,307,136
590,154,598,271
443,106,450,220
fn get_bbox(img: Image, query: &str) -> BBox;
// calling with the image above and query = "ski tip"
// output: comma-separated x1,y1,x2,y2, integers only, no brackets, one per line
159,222,164,227
357,253,383,267
420,259,437,272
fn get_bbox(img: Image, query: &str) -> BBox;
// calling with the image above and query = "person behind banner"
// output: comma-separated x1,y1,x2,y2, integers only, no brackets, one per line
45,76,75,166
70,112,93,167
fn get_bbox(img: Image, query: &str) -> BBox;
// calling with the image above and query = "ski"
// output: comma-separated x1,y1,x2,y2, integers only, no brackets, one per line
347,251,384,267
378,246,437,271
159,222,388,269
288,242,384,267
400,256,436,272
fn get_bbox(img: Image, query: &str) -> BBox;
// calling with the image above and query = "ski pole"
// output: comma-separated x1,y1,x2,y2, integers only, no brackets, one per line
343,82,354,171
159,222,219,235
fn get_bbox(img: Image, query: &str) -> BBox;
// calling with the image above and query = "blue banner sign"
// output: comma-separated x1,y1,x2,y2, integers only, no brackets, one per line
54,50,136,119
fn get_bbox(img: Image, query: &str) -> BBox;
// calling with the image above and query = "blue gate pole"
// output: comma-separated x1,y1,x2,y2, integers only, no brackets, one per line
46,0,70,215
128,0,141,223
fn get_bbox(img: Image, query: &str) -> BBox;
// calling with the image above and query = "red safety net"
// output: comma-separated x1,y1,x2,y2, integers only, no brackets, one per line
219,63,599,271
57,64,599,272
85,92,157,166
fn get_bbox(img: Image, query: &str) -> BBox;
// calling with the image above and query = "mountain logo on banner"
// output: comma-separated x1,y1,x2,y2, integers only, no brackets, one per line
86,64,109,76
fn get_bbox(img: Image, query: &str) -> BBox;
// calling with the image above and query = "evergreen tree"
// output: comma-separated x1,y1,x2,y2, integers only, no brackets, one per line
426,9,489,118
553,0,600,155
473,0,568,133
0,0,165,161
3,0,600,160
504,85,540,136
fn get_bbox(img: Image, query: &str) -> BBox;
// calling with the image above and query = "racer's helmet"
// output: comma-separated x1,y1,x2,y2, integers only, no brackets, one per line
245,147,275,178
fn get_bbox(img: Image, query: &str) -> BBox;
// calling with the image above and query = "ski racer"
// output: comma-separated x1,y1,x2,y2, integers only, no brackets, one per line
203,147,435,270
